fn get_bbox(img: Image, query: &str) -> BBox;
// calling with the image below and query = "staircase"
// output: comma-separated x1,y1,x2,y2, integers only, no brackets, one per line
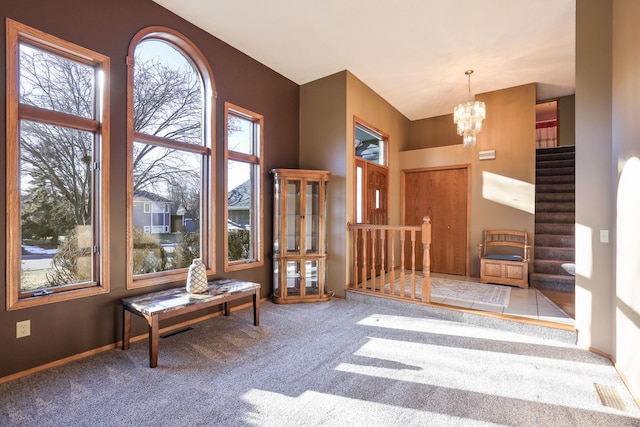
530,146,575,292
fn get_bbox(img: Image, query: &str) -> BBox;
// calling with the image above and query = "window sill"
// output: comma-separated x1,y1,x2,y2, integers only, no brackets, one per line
225,260,264,272
7,285,108,311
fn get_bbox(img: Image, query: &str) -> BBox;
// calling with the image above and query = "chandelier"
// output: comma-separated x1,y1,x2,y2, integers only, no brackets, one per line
453,70,486,147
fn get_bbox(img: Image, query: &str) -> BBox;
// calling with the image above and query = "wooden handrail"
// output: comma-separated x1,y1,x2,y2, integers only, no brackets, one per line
347,216,431,303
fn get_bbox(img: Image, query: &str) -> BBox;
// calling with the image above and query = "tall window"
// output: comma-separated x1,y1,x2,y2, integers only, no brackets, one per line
224,103,263,271
5,19,110,309
127,28,215,288
354,119,389,225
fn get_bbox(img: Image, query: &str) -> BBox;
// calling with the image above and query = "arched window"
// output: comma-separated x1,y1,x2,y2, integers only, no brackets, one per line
126,27,216,289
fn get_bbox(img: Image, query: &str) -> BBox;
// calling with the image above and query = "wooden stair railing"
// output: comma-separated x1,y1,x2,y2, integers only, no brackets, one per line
347,216,432,303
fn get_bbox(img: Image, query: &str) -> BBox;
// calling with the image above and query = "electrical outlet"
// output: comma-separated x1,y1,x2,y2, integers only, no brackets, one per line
16,320,30,338
600,230,609,243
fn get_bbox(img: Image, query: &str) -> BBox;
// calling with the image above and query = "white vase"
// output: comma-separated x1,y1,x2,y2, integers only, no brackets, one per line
186,259,208,293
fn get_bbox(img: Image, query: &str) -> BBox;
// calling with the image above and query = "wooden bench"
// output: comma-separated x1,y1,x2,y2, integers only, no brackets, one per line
122,279,260,367
478,229,531,289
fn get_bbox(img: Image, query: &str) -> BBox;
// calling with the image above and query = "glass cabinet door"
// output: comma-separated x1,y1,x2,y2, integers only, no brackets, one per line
323,181,328,252
286,180,301,253
285,260,301,296
306,181,320,254
305,259,319,296
273,260,281,298
273,179,281,255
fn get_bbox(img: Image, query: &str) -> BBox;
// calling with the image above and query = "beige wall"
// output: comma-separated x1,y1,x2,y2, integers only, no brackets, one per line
611,0,640,402
557,95,576,146
575,0,615,359
574,0,640,402
407,114,459,150
299,72,347,296
400,84,537,276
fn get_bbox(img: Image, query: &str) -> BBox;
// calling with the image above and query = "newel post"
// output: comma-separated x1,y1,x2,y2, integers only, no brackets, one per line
421,216,432,303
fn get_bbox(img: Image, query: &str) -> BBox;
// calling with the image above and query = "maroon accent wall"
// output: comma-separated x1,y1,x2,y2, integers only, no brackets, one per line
0,0,299,377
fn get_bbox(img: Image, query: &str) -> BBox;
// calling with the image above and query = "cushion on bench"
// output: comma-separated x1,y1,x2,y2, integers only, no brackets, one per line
485,254,523,262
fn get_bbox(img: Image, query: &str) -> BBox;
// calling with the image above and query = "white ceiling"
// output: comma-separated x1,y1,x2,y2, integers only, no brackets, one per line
153,0,575,121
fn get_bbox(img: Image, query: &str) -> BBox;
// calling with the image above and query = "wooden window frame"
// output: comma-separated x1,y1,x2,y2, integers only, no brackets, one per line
354,118,388,167
5,19,111,310
126,27,217,289
224,103,264,272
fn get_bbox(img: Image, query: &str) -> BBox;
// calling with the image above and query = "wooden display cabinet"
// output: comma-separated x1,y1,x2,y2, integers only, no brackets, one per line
271,169,331,303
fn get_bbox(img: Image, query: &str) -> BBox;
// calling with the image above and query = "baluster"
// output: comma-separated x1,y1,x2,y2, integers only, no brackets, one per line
411,229,416,299
380,229,386,294
353,227,359,289
400,230,406,297
370,228,377,292
362,228,368,291
421,217,432,303
390,231,396,295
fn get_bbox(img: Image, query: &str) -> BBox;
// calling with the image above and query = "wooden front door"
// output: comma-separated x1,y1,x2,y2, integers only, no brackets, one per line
403,166,469,275
366,162,388,226
355,159,388,278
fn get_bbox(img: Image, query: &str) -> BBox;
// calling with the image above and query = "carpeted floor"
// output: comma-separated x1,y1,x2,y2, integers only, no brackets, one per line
1,297,638,426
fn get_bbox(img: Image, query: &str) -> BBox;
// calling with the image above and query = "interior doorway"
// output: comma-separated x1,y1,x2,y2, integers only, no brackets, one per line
536,100,558,148
403,166,470,275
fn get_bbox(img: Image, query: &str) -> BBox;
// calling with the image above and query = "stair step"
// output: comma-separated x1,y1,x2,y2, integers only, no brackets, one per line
535,234,575,247
536,149,575,158
536,202,575,213
536,183,575,193
535,212,575,224
536,153,575,163
530,273,575,292
535,223,575,235
536,166,575,176
536,175,575,185
536,159,575,169
533,259,576,275
536,146,575,156
535,246,575,261
534,146,575,286
536,192,575,203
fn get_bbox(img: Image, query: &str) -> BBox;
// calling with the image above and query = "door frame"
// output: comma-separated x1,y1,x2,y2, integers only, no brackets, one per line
353,116,390,225
401,164,471,277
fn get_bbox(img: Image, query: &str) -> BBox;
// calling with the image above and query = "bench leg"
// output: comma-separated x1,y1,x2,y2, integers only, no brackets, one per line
148,315,159,368
224,302,231,316
253,290,260,326
122,309,131,350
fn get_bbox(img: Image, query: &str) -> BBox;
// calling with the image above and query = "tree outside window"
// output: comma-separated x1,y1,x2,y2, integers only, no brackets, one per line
127,29,215,289
5,19,111,309
225,104,263,271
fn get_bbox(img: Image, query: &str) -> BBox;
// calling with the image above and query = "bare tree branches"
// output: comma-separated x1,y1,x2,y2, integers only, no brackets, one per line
19,41,206,283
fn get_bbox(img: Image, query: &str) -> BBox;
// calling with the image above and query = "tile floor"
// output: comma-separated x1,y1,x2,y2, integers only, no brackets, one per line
430,273,575,326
